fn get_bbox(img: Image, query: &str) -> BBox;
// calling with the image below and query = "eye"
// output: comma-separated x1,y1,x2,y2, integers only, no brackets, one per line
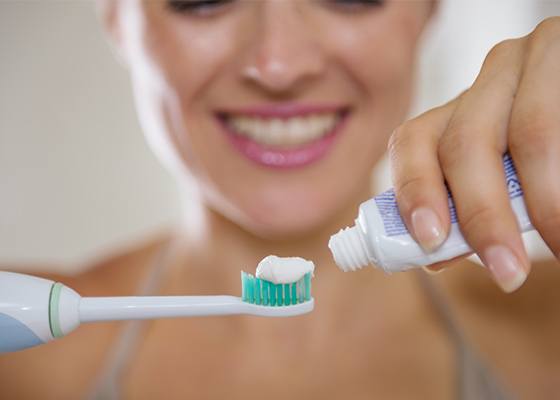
332,0,385,4
326,0,386,11
166,0,234,16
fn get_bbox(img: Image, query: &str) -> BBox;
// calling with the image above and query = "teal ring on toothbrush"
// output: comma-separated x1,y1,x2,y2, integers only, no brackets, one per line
48,282,65,338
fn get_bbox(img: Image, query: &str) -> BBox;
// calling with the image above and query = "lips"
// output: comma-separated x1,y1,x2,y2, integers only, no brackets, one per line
216,104,349,169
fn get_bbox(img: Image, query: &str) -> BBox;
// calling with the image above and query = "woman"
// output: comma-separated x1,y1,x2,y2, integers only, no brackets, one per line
1,1,560,398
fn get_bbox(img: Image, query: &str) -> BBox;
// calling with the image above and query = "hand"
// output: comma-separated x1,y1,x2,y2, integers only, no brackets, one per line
388,17,560,293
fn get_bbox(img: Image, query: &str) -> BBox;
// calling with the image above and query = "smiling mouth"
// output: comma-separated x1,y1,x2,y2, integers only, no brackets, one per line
222,111,344,148
216,106,349,168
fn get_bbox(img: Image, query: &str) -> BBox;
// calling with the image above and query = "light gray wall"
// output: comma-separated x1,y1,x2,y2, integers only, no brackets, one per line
0,2,180,271
1,1,557,273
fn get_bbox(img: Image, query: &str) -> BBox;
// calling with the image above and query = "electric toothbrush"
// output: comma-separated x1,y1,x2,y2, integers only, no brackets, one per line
0,270,313,353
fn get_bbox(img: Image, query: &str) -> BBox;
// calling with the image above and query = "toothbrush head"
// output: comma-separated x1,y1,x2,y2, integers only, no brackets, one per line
241,272,312,307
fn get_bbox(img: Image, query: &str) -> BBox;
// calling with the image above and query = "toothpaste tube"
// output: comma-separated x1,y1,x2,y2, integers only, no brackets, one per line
329,154,533,273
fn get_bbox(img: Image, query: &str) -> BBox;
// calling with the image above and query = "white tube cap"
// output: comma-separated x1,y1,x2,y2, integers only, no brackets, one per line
329,225,370,272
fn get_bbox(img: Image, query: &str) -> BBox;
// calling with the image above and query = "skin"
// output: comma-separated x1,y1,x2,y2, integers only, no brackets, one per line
1,1,560,398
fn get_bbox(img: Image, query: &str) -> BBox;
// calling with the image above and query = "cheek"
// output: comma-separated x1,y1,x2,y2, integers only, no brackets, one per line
337,24,417,99
312,11,425,201
326,3,425,93
142,16,236,110
328,12,423,144
134,14,243,174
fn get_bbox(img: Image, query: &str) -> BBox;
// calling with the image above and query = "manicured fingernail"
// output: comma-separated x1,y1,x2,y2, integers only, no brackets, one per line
483,245,527,293
411,207,445,252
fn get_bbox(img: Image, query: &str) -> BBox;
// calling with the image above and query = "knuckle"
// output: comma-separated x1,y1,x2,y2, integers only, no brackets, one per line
388,120,420,155
459,203,504,242
477,39,524,91
387,124,409,155
393,175,428,214
531,207,560,256
527,17,560,54
437,121,479,170
509,108,556,157
533,17,560,41
530,203,560,236
485,39,520,65
388,112,439,153
394,173,425,197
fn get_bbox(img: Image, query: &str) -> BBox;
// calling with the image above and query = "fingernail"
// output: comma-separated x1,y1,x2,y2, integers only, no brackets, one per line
483,245,527,293
411,207,445,252
422,266,444,275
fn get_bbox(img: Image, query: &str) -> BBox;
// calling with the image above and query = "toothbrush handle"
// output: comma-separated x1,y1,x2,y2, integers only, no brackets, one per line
79,295,248,322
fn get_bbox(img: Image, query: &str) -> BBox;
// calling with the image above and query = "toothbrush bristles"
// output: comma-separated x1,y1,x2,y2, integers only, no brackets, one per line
241,272,311,306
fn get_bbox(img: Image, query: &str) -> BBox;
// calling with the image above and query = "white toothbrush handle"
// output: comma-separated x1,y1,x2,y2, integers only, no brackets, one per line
80,295,245,321
79,295,313,321
1,271,313,353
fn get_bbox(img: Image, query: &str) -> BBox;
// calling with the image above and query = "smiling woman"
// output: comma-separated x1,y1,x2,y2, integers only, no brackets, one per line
2,1,560,399
121,0,424,238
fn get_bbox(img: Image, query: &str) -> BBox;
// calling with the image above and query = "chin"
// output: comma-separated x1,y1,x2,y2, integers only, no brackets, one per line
241,216,332,241
227,192,350,240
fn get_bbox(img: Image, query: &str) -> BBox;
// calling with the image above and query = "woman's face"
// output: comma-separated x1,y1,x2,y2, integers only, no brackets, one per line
108,0,431,238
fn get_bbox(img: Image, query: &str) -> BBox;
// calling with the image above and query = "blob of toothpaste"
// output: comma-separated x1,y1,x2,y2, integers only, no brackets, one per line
255,255,315,284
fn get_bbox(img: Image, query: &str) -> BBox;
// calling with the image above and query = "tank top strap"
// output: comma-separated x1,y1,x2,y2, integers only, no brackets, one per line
86,237,176,400
416,271,515,400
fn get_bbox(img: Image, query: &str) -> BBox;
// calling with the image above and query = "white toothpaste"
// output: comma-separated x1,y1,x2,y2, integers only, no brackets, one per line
256,255,315,284
329,153,534,273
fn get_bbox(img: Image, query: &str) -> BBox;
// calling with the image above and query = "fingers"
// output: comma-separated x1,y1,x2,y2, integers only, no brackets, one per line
388,99,458,252
438,38,530,292
509,19,560,259
423,253,474,274
390,22,560,294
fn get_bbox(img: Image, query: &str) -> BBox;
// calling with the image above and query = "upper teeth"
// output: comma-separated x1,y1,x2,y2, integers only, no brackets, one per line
227,113,339,147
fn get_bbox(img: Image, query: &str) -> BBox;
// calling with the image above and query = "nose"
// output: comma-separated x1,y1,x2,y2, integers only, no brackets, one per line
241,3,326,94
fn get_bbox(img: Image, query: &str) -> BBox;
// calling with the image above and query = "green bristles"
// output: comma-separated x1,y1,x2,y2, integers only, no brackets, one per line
241,272,312,306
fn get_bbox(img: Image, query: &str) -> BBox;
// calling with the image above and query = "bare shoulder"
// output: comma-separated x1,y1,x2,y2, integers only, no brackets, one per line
67,233,171,296
0,232,171,400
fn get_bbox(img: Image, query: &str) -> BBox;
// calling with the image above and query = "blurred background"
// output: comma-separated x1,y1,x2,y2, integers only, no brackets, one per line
1,0,558,273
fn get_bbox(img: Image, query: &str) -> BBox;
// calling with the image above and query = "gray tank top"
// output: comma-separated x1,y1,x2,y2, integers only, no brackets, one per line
86,242,514,400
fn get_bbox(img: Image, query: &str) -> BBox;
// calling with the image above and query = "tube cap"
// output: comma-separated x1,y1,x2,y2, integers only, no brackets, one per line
328,225,370,272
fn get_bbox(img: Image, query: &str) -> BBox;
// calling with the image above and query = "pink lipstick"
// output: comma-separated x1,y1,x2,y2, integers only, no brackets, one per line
216,104,349,169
